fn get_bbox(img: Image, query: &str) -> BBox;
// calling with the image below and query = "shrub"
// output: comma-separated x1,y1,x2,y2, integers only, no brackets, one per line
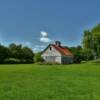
4,58,21,64
91,59,100,64
73,56,81,64
34,52,44,63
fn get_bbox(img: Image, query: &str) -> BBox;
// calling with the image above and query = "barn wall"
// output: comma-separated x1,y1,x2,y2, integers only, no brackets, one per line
42,46,62,63
42,45,73,64
42,56,62,64
61,56,73,64
55,56,62,64
42,46,61,57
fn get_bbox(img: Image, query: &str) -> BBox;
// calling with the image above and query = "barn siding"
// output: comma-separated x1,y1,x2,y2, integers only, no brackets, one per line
61,56,73,64
42,45,73,64
42,56,62,64
42,46,62,63
42,46,61,57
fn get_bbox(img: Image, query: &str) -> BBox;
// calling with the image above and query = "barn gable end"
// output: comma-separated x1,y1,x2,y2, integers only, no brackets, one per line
41,45,62,63
41,41,74,64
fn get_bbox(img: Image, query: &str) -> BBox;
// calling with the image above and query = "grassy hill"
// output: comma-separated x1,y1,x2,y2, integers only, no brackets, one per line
0,63,100,100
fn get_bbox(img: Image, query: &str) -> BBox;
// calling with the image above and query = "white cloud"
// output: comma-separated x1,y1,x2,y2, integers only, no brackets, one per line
40,31,51,43
40,31,48,37
40,37,51,43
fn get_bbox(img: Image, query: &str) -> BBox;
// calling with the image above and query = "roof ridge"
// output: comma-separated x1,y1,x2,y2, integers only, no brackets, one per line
52,44,73,56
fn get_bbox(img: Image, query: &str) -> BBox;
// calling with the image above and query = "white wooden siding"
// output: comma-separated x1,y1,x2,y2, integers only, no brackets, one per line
42,46,61,57
41,46,62,63
41,45,73,64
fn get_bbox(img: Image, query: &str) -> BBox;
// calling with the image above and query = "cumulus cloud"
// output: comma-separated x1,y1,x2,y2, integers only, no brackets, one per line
40,37,51,43
33,31,52,52
40,31,48,37
40,31,51,43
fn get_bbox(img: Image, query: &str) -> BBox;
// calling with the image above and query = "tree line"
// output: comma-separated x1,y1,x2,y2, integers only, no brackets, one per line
70,23,100,62
82,23,100,60
0,43,34,64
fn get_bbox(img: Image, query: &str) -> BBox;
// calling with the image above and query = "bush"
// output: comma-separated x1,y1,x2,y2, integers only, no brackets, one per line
91,59,100,64
0,45,10,63
4,58,34,64
4,58,21,64
73,56,81,64
0,43,34,64
34,52,44,63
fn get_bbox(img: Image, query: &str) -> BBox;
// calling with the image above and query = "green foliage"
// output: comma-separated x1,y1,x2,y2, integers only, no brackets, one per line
0,63,100,100
83,30,92,49
97,45,100,56
91,59,100,64
21,47,34,63
0,43,34,64
82,49,93,60
69,46,83,63
0,44,10,63
9,44,34,63
4,58,21,64
92,24,100,56
9,44,23,59
82,23,100,59
34,52,44,63
92,23,100,40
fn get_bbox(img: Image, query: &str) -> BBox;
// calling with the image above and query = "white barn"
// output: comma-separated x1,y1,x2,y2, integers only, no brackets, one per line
41,41,74,64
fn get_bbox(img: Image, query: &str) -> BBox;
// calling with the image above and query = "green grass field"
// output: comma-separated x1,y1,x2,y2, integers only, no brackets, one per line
0,63,100,100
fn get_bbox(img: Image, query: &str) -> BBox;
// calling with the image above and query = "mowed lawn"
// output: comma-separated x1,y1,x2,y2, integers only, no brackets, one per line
0,63,100,100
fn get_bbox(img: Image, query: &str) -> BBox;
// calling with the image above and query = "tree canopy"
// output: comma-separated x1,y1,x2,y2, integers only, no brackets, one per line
82,23,100,59
0,43,34,64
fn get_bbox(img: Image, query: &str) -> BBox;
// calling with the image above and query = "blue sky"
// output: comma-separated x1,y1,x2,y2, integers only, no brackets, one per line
0,0,100,51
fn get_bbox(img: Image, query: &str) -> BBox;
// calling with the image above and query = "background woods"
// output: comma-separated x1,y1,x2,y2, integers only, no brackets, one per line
0,44,34,64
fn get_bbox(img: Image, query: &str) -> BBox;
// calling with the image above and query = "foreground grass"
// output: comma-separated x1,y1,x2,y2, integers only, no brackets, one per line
0,63,100,100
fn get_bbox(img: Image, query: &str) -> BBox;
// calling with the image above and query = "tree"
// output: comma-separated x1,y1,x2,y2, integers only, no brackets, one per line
69,46,83,63
34,52,43,63
91,23,100,57
21,47,34,63
9,43,23,59
82,24,100,60
0,44,10,63
83,30,92,50
0,43,34,64
82,30,93,60
9,43,34,63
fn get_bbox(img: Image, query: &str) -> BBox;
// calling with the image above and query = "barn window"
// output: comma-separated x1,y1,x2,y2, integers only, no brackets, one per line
50,47,52,50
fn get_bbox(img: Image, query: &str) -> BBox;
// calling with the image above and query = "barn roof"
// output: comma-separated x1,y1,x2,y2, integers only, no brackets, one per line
52,44,73,56
41,43,73,57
